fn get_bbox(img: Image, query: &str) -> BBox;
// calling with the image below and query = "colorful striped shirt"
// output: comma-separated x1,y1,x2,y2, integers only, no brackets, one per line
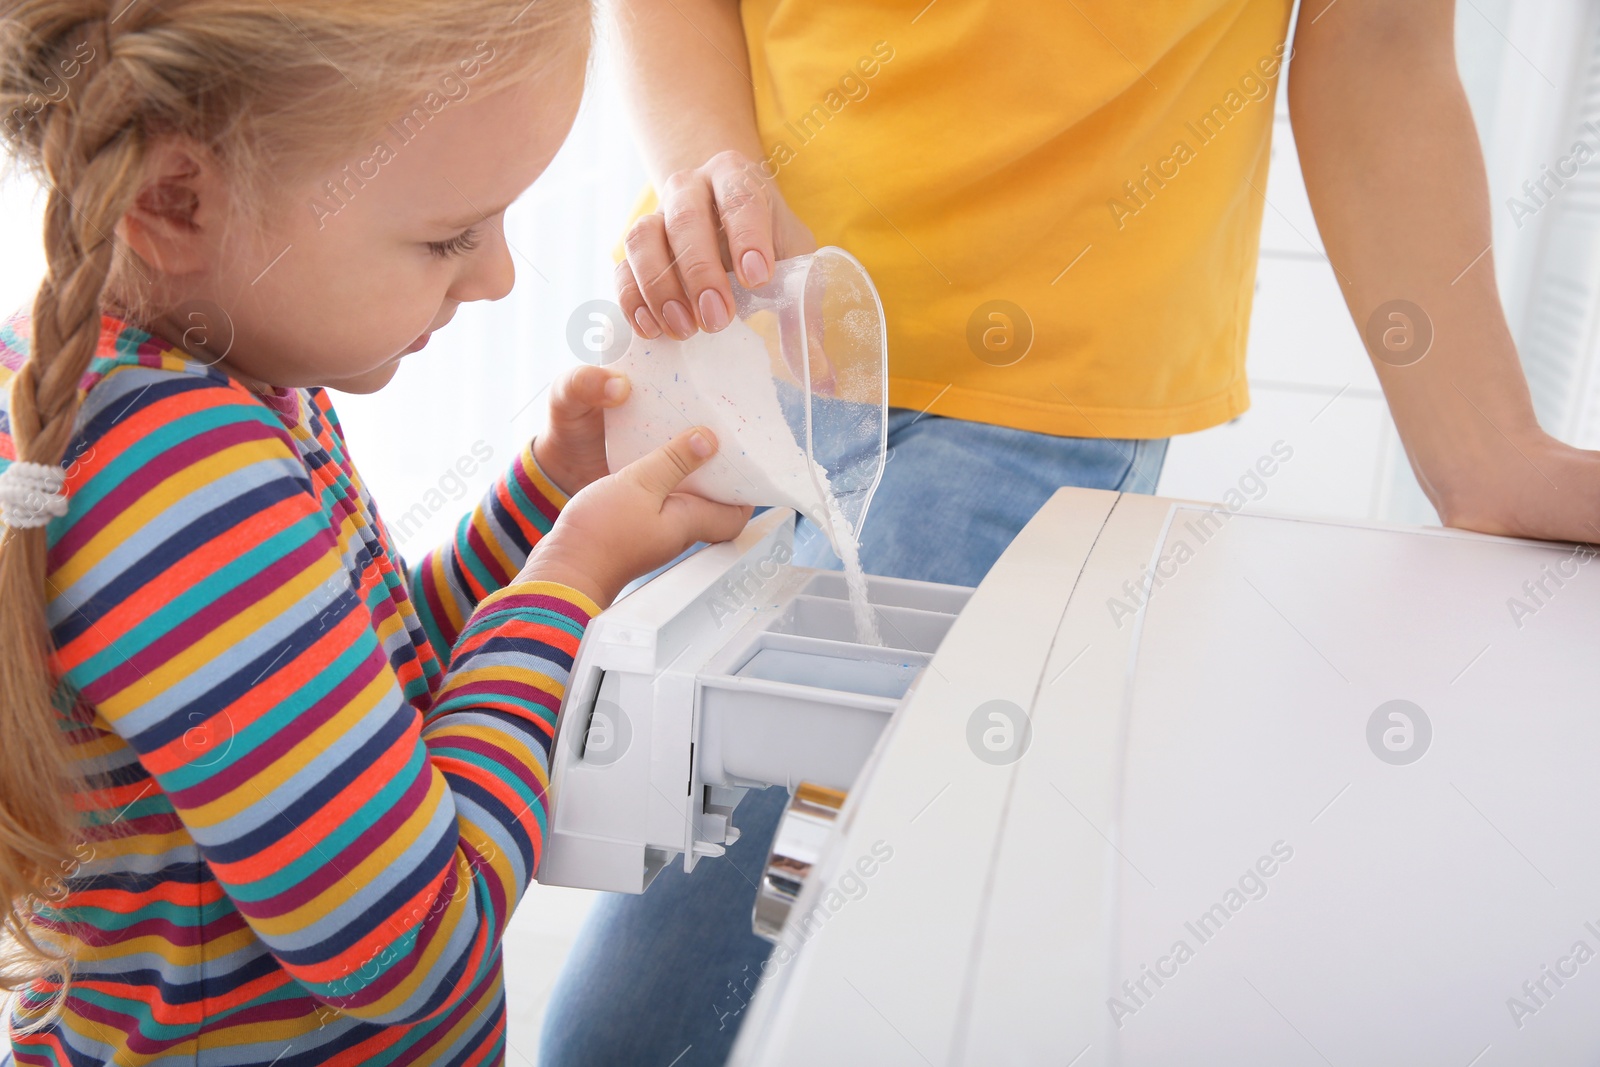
0,312,597,1065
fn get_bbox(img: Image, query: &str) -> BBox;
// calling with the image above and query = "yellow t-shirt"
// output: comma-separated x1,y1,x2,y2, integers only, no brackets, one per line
736,0,1294,439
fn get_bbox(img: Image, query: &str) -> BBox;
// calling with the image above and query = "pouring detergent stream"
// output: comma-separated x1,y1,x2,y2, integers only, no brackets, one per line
603,248,889,646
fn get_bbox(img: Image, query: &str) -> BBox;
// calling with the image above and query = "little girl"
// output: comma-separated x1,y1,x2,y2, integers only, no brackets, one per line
0,1,749,1062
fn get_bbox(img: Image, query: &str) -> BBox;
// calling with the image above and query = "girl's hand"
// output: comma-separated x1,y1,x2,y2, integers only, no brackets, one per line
533,364,631,497
519,426,753,608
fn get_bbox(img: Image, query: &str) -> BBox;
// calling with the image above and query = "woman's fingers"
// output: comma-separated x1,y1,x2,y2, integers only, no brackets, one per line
709,152,778,290
616,153,803,341
624,212,697,340
660,170,736,333
614,258,658,340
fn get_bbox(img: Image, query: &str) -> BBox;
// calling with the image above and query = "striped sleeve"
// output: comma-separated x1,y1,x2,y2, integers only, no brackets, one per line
47,368,597,1024
406,441,570,662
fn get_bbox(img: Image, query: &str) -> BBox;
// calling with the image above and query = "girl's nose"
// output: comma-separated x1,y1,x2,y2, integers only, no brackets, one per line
451,224,515,303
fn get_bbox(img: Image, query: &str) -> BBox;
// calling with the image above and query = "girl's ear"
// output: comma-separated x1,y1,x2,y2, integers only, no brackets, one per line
117,137,223,275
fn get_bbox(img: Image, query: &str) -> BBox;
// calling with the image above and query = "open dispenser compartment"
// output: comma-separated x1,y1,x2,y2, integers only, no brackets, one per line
699,568,968,793
536,509,972,894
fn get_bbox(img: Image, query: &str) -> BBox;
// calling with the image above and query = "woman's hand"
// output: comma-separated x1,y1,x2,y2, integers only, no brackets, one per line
532,364,631,497
1429,431,1600,545
519,426,753,608
617,150,817,342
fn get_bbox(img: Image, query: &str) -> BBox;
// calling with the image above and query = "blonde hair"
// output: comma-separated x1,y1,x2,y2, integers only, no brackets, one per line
0,0,590,1010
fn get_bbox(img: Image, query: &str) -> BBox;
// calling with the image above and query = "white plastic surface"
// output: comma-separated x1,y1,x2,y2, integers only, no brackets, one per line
732,488,1600,1066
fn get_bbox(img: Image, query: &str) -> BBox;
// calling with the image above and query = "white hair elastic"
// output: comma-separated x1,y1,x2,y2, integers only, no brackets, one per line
0,461,69,530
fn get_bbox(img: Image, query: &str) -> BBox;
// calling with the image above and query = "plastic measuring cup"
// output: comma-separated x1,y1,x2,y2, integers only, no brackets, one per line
604,247,889,548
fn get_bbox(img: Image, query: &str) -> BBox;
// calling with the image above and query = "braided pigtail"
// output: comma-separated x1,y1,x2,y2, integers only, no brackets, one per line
0,11,146,1005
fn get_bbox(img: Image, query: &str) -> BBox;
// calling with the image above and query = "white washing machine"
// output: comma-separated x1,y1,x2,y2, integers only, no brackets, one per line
538,487,1600,1066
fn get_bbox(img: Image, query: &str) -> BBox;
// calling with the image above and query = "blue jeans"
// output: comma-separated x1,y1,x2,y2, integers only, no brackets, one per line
538,410,1168,1066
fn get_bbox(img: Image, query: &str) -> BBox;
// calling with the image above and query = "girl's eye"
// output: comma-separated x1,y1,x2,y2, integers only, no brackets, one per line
426,226,482,259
